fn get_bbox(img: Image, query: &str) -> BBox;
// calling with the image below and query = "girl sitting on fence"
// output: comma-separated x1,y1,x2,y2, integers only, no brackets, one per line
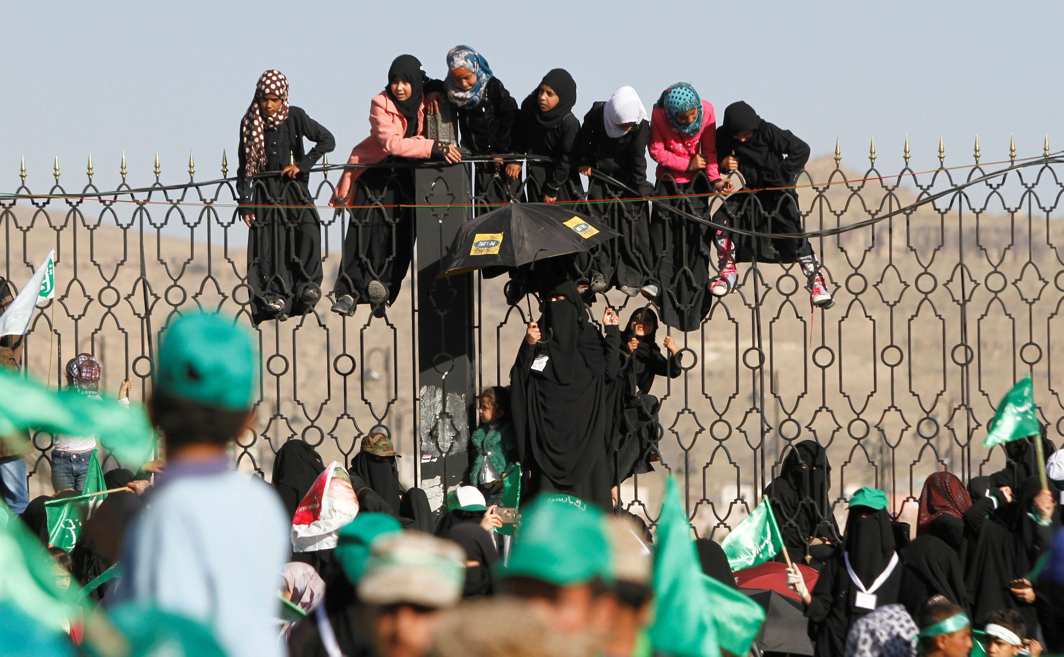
237,69,335,324
330,55,462,318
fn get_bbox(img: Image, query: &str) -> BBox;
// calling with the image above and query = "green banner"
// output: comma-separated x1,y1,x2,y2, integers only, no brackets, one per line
721,498,785,572
984,377,1042,447
702,574,766,657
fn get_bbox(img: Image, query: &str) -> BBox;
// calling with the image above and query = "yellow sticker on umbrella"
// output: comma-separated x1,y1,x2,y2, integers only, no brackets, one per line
564,216,599,239
470,233,504,255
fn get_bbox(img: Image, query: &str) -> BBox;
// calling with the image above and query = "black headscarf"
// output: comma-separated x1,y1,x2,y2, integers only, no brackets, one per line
103,468,134,490
446,523,500,598
272,440,326,520
992,433,1056,490
528,68,577,128
70,490,144,599
20,495,52,546
695,538,736,588
844,505,897,588
385,54,426,138
350,452,402,517
720,101,762,136
765,441,840,561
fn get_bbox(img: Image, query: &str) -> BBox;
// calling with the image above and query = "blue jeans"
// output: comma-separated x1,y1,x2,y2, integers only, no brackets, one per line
0,457,28,514
51,449,91,493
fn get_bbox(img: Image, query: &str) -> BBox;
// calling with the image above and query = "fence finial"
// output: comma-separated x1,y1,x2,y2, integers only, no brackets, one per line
87,153,95,180
221,150,229,178
19,155,27,184
120,151,128,181
833,138,842,165
153,152,162,179
1044,135,1051,159
937,137,945,164
903,136,911,165
973,136,981,165
868,137,877,165
188,153,196,178
52,156,61,182
1009,136,1017,164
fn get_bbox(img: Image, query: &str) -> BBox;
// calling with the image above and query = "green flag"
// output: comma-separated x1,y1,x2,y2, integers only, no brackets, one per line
983,377,1041,447
46,450,108,551
0,497,87,631
720,498,785,572
0,368,155,467
702,574,767,657
648,477,721,657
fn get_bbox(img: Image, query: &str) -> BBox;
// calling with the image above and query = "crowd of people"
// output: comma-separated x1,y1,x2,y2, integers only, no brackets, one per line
236,45,833,329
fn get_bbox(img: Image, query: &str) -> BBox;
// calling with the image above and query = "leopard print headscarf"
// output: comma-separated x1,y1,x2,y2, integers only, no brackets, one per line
240,69,290,178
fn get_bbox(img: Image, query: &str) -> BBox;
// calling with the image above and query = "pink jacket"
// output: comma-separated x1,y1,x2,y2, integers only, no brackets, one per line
334,92,435,205
648,100,720,184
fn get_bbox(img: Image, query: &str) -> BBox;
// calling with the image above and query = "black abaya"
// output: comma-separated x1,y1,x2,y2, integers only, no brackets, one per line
764,440,840,567
349,452,403,517
696,538,737,588
272,439,326,520
650,176,714,332
899,533,968,616
445,522,500,598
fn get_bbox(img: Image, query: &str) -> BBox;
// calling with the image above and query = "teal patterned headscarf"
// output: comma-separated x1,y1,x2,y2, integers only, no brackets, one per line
661,82,703,136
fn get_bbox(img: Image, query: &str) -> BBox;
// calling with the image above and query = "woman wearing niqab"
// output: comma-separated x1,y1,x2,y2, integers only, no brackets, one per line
764,440,840,568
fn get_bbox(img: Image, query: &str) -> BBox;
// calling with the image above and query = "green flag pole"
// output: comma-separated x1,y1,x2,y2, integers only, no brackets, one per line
765,498,794,568
1034,435,1049,491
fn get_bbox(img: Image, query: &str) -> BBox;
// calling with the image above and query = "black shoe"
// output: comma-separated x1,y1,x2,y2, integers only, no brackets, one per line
331,294,356,317
299,285,322,307
372,303,387,319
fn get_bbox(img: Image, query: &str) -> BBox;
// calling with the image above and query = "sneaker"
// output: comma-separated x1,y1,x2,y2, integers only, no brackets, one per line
590,272,609,293
640,284,659,301
708,271,737,297
366,280,389,306
299,285,322,307
807,272,834,309
619,285,641,297
263,294,287,314
331,294,356,317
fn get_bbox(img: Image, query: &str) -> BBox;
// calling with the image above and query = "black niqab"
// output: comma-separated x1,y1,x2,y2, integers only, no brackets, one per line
350,452,402,517
385,54,426,138
696,538,736,588
528,68,576,127
272,440,326,520
446,522,499,598
764,441,840,562
845,507,896,587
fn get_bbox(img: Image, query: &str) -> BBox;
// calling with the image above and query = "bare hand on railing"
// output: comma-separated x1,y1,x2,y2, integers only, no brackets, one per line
543,195,557,204
242,213,255,226
526,322,541,345
602,307,619,326
505,163,522,179
578,166,592,177
713,178,732,193
281,164,300,179
721,155,739,172
688,153,707,172
426,92,442,115
663,335,677,354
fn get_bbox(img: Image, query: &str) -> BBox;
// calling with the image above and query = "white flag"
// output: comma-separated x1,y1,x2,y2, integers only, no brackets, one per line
0,250,55,338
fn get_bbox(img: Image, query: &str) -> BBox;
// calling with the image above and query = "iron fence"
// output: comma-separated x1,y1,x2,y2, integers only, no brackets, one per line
3,139,1063,536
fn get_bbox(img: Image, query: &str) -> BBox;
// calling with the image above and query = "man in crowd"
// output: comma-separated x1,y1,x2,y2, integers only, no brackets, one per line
116,311,289,657
602,514,654,657
917,598,972,657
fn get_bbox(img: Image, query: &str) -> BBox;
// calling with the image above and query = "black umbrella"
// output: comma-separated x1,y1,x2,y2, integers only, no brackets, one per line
442,203,619,277
745,589,814,656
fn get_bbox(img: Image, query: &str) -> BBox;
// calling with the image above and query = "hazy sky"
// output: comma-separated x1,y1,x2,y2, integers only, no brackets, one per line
3,1,1061,191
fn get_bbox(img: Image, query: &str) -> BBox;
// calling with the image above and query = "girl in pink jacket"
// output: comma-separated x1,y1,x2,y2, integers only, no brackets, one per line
330,55,461,318
645,82,724,331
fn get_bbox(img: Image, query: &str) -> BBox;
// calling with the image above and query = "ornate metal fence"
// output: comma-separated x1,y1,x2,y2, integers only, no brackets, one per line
3,140,1063,534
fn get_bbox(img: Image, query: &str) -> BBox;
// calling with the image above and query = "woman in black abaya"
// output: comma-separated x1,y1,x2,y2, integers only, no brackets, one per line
764,440,841,569
509,259,623,509
271,439,326,520
445,523,500,598
802,489,902,657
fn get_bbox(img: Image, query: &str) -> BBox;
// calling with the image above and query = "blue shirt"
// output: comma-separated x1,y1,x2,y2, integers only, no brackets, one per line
115,462,289,657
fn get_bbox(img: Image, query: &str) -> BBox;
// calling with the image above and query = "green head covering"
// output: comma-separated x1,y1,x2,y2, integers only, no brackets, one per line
83,604,226,657
155,311,258,410
501,495,612,586
335,513,402,584
0,601,76,657
849,487,888,511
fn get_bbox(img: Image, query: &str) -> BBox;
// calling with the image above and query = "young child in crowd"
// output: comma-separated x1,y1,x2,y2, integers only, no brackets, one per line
237,69,335,324
331,55,462,318
510,68,582,204
981,609,1042,657
647,82,722,331
712,100,832,307
575,85,653,295
467,386,517,503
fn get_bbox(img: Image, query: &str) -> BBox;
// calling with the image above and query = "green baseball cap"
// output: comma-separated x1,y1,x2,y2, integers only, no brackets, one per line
83,604,226,657
501,495,612,586
335,512,403,584
154,311,258,410
849,486,888,511
445,485,487,513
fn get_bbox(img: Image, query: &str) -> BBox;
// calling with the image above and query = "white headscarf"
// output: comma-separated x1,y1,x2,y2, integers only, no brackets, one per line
603,85,648,139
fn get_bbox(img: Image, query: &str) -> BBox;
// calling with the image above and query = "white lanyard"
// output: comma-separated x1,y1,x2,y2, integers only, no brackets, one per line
843,550,899,594
315,605,345,657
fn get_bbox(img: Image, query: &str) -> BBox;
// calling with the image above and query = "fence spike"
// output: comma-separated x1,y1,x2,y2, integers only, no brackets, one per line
153,152,161,178
1009,136,1017,163
120,151,128,181
19,155,27,183
937,137,945,163
868,137,877,164
53,156,61,181
833,138,842,165
87,153,94,180
973,136,981,164
221,150,229,178
188,152,196,178
1044,135,1051,159
903,136,911,165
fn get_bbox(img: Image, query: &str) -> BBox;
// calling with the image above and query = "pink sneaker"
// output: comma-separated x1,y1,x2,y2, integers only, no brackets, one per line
807,272,834,308
709,270,737,297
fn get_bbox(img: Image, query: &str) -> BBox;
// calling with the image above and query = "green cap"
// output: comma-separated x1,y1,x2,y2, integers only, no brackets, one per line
501,495,612,586
84,604,226,657
335,512,402,584
445,485,487,513
155,311,258,410
849,487,888,511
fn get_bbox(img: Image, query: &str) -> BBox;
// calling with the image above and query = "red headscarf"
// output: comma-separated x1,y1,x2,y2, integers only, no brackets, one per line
917,471,972,533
